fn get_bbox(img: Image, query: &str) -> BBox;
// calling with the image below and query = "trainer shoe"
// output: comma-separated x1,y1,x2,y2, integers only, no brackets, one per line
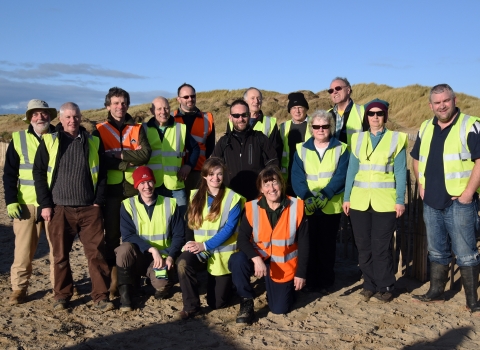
358,288,375,302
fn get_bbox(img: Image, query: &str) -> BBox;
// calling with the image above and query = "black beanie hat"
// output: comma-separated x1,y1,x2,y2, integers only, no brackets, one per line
287,92,309,112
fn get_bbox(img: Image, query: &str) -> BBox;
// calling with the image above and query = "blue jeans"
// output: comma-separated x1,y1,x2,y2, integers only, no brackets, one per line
423,200,480,267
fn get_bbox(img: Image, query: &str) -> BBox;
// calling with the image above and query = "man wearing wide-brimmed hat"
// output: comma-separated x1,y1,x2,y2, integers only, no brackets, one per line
2,99,57,305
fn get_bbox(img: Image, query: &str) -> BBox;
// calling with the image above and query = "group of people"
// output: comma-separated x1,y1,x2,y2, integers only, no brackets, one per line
4,78,480,323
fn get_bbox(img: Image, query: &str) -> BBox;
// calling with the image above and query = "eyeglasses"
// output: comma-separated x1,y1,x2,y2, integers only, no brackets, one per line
327,86,347,94
231,113,249,119
312,124,330,130
180,94,196,100
366,111,385,117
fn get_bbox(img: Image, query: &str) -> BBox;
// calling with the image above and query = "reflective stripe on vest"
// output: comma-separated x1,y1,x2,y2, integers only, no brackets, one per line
124,196,175,253
418,113,478,195
43,133,100,192
174,111,213,171
96,121,141,185
144,122,186,189
280,120,311,179
350,130,406,212
297,140,347,214
247,196,303,282
12,130,41,205
191,188,244,275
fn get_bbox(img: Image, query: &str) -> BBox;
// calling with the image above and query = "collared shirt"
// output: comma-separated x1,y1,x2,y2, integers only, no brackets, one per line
333,99,354,140
410,109,480,209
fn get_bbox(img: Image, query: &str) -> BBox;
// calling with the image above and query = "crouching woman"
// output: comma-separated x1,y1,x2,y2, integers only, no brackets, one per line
228,166,309,324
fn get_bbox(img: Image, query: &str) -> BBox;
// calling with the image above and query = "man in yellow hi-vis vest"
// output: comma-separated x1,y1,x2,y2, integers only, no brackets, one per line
411,84,480,314
327,77,365,148
115,166,185,312
3,99,57,305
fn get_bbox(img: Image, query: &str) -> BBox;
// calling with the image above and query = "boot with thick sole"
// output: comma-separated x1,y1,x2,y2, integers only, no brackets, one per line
117,266,135,312
412,262,449,302
459,265,480,314
236,298,254,325
109,266,118,300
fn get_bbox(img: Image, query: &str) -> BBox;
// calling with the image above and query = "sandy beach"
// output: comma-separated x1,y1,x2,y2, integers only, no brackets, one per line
0,165,480,350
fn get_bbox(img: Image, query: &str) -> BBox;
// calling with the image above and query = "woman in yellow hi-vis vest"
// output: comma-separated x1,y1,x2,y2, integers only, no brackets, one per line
177,158,244,320
342,99,407,303
291,110,349,293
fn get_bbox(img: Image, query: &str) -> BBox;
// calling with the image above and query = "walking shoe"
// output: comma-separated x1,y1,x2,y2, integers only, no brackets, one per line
53,299,68,310
93,300,115,312
236,298,254,325
177,309,201,320
371,292,393,303
358,289,375,302
9,290,27,305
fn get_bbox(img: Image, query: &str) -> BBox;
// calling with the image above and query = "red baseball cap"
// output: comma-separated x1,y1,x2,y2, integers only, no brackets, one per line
132,166,155,189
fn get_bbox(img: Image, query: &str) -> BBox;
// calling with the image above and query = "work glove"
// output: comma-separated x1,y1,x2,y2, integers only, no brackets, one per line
305,197,316,215
196,250,211,263
315,194,328,209
7,203,22,219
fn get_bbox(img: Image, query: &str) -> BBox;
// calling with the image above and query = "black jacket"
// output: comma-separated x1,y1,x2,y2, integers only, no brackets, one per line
212,126,279,201
3,124,56,206
225,110,283,160
33,125,107,209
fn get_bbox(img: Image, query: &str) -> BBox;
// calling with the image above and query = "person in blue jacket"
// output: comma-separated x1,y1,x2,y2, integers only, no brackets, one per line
292,110,349,292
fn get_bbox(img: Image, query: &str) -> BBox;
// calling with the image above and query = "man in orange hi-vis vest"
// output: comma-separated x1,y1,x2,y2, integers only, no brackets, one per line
173,83,215,193
93,87,151,298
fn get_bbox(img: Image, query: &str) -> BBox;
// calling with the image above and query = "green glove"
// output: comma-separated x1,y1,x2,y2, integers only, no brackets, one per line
305,197,316,215
315,194,328,209
7,203,22,219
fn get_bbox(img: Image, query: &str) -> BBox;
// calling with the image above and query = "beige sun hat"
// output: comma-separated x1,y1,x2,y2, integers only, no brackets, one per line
24,99,57,124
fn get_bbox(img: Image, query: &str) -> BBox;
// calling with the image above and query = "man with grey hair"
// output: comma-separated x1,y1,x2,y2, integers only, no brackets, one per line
3,99,57,305
327,77,365,147
226,87,282,159
33,102,113,311
411,84,480,314
143,96,199,218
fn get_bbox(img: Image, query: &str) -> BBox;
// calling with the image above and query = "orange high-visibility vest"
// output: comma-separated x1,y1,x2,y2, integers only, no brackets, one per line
245,196,304,283
174,111,213,171
96,121,142,184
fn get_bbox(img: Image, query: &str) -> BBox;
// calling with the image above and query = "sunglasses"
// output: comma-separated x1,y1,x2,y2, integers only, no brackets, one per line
312,124,330,130
231,113,249,119
180,94,196,100
327,86,346,94
366,111,385,117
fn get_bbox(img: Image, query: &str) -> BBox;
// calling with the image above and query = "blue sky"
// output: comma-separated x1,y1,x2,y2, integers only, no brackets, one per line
1,0,479,115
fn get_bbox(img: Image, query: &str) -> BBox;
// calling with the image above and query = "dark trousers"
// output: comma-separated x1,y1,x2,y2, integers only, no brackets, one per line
228,251,295,314
307,213,341,289
349,207,396,293
48,205,110,302
177,251,232,312
115,242,172,290
102,191,126,266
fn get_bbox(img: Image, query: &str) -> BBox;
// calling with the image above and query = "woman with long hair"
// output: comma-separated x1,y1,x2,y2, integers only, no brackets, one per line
176,157,244,319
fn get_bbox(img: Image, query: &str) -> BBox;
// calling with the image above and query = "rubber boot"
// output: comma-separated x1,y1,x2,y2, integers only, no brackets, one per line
459,265,480,314
117,266,135,312
236,298,254,324
109,266,118,300
412,262,449,302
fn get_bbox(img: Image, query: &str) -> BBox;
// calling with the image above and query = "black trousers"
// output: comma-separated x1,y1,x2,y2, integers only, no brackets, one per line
177,251,232,312
307,212,341,289
349,207,396,293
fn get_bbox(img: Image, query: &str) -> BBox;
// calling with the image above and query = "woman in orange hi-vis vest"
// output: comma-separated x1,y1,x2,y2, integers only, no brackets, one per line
228,166,309,324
